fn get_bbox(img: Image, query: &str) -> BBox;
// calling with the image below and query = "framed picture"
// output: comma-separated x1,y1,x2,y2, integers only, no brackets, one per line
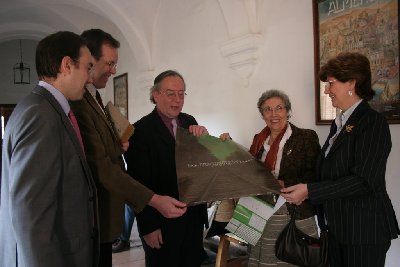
113,73,128,119
313,0,399,124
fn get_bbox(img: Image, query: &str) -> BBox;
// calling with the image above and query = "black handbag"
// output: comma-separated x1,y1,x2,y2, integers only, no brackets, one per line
275,209,329,267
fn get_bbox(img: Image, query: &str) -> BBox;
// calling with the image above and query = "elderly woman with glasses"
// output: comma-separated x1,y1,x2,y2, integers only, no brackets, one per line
222,89,321,266
281,52,399,267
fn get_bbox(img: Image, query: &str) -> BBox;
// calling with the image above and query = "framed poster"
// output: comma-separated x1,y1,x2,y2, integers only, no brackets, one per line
113,72,128,119
313,0,399,124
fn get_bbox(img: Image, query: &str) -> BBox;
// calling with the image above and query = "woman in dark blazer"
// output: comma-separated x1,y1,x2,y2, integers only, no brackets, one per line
232,89,321,266
282,52,399,267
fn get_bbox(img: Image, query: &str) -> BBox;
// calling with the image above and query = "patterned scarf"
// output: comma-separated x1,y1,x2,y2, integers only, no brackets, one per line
249,124,288,171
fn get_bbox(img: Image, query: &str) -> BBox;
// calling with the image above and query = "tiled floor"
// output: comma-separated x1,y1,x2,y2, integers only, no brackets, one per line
112,221,248,267
112,221,145,267
112,246,146,267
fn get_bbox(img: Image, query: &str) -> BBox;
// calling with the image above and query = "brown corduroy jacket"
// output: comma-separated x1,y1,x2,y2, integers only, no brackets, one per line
71,89,153,243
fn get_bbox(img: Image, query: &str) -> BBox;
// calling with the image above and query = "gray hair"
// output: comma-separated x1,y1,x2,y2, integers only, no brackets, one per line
150,70,186,104
257,89,292,114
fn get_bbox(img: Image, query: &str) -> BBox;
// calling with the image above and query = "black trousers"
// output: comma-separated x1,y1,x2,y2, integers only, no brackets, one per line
205,221,229,238
141,205,205,267
98,242,112,267
329,232,391,267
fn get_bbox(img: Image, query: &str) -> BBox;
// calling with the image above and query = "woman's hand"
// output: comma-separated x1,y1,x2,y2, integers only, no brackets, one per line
281,183,308,205
219,132,231,141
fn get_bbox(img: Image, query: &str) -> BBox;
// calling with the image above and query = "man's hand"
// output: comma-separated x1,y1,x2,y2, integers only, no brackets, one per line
188,125,208,137
121,141,129,152
280,183,308,205
149,194,187,218
219,132,231,141
143,229,163,249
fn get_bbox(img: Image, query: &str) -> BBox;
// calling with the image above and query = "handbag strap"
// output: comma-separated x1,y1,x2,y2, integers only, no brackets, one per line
289,205,298,222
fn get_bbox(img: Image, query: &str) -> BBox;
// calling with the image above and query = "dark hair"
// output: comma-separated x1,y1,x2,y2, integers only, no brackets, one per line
319,52,374,100
81,29,120,60
150,70,186,104
257,89,292,114
36,31,86,79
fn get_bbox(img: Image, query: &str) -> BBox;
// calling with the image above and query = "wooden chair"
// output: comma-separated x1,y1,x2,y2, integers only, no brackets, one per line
215,234,248,267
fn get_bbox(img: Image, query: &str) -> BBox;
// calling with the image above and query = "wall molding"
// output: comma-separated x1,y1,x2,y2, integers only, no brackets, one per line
220,34,262,87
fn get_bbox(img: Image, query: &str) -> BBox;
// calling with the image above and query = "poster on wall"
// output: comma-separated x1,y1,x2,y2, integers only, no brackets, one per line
113,73,128,119
313,0,399,124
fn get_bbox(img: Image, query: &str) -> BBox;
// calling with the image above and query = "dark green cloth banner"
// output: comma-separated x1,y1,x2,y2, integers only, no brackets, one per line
175,127,281,205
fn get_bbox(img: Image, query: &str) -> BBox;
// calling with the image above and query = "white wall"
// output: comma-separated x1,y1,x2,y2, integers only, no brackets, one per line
128,1,400,266
385,129,400,267
0,0,398,265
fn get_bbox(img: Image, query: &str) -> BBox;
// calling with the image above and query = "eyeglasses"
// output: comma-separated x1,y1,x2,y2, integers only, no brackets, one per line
101,59,117,70
160,90,187,100
324,79,337,90
261,105,286,114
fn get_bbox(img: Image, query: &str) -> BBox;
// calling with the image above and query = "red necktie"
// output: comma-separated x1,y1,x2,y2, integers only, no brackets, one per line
68,110,85,154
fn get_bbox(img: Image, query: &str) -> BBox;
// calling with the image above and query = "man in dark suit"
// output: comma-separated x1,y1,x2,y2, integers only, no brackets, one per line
125,70,209,267
70,29,188,267
281,52,399,267
0,31,99,267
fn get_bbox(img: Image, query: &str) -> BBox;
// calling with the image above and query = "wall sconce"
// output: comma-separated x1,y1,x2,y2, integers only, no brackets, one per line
13,40,30,84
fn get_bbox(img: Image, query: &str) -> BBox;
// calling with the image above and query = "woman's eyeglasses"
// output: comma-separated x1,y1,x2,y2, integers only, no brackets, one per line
261,105,286,114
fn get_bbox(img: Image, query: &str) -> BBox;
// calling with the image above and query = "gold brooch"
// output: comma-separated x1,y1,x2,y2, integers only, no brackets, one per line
345,125,354,133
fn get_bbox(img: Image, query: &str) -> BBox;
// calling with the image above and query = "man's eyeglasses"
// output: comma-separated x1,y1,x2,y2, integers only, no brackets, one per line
160,90,187,100
261,105,286,114
102,59,117,70
324,79,337,90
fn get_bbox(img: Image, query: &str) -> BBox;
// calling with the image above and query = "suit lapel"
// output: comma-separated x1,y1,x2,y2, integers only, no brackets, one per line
84,90,120,143
149,109,176,146
32,86,91,176
321,121,337,155
149,108,195,147
326,100,369,156
149,108,196,146
178,113,193,129
278,123,298,178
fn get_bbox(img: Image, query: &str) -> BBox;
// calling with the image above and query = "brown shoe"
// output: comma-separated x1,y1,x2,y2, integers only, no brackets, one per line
112,239,130,253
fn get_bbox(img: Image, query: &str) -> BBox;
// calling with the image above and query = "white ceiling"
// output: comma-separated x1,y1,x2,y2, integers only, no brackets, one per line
0,0,264,71
1,0,100,40
0,0,167,69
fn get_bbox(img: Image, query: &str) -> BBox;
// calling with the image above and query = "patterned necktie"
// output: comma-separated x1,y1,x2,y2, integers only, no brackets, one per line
95,90,105,110
68,110,85,154
171,119,177,139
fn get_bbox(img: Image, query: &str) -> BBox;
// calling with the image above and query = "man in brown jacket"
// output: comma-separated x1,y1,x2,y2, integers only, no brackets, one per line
70,29,187,267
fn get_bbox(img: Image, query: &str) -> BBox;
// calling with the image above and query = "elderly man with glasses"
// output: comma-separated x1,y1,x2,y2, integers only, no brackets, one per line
124,70,209,267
